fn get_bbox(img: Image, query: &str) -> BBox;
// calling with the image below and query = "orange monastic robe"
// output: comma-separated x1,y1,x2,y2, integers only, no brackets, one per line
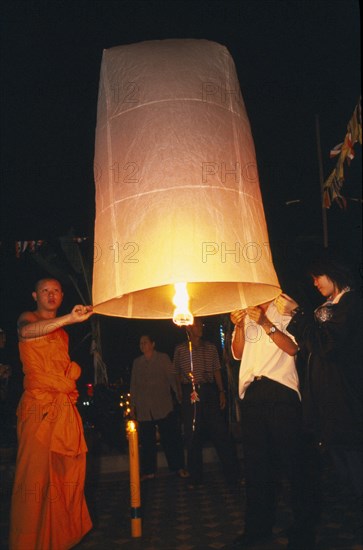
9,329,92,550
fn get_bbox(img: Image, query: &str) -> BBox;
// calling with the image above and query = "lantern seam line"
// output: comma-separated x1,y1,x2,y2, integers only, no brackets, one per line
97,187,259,212
108,98,248,120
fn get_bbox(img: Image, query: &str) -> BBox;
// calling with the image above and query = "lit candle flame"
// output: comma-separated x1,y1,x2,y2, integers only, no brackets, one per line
127,420,136,433
172,282,194,326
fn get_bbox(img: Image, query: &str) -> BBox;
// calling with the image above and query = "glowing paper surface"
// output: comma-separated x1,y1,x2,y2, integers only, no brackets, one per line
93,39,280,318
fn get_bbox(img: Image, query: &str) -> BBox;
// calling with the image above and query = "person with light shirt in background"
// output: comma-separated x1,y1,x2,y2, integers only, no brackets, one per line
130,333,188,481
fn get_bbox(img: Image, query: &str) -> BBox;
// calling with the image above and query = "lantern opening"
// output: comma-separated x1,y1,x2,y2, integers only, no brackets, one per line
172,283,194,326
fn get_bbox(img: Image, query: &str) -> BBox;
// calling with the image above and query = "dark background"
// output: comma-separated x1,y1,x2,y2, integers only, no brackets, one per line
0,0,361,387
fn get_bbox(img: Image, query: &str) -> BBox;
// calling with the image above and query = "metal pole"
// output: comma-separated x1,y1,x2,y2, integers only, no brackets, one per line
315,114,329,248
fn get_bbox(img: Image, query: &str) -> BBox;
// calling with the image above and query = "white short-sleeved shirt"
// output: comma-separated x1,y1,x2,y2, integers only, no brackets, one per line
232,302,301,400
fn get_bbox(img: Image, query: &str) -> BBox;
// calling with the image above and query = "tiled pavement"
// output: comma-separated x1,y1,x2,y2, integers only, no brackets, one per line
76,457,363,550
1,447,363,550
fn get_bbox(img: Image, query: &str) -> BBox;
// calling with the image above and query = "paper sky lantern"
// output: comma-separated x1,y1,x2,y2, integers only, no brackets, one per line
92,39,281,319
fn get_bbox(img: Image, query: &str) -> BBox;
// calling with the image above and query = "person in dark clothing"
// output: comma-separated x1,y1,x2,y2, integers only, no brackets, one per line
173,318,241,489
0,328,13,446
277,257,363,498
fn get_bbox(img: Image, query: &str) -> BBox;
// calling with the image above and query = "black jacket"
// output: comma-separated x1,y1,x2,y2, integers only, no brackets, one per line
287,290,362,448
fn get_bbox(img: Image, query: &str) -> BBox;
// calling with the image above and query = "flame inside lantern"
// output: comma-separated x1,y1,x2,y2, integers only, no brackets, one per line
172,283,194,326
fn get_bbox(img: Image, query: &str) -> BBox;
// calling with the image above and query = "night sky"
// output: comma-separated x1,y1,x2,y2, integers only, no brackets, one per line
0,0,361,383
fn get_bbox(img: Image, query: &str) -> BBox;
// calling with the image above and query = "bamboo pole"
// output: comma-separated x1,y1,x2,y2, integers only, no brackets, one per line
126,420,142,537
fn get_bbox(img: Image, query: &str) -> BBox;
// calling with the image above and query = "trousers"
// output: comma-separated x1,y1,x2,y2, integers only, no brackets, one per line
240,376,312,535
181,383,240,484
138,410,185,475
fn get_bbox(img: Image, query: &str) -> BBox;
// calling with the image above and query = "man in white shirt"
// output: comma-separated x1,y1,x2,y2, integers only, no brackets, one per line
230,299,312,549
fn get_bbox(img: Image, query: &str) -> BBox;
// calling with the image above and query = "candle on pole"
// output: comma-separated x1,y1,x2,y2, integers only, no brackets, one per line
126,420,142,537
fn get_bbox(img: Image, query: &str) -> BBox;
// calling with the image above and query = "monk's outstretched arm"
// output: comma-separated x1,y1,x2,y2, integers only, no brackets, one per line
18,306,93,340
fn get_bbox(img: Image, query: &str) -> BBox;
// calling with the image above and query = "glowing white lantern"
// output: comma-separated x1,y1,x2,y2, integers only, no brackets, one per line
92,39,281,319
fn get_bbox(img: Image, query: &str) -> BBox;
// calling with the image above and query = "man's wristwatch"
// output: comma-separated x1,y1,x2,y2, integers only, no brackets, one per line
266,325,276,335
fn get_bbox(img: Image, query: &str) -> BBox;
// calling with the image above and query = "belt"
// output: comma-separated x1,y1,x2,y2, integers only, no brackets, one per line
182,382,212,388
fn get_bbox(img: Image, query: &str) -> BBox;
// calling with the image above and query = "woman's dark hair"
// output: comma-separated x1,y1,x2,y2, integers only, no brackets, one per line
140,333,156,345
307,256,354,291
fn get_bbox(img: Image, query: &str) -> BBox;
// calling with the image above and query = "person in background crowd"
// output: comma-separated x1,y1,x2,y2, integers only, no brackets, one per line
173,317,241,489
0,327,13,445
130,334,189,481
9,278,93,550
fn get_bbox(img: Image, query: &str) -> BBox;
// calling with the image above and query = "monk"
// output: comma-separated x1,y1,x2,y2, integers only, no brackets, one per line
9,278,93,550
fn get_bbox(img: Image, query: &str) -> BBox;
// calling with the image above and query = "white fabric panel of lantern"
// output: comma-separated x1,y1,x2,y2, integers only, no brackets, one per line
92,39,281,319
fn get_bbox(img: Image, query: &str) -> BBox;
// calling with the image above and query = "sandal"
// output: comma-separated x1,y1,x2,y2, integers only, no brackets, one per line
140,473,155,481
177,468,190,478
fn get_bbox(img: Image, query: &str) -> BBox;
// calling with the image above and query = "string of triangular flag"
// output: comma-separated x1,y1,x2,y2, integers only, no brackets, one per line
323,97,362,209
0,238,88,258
